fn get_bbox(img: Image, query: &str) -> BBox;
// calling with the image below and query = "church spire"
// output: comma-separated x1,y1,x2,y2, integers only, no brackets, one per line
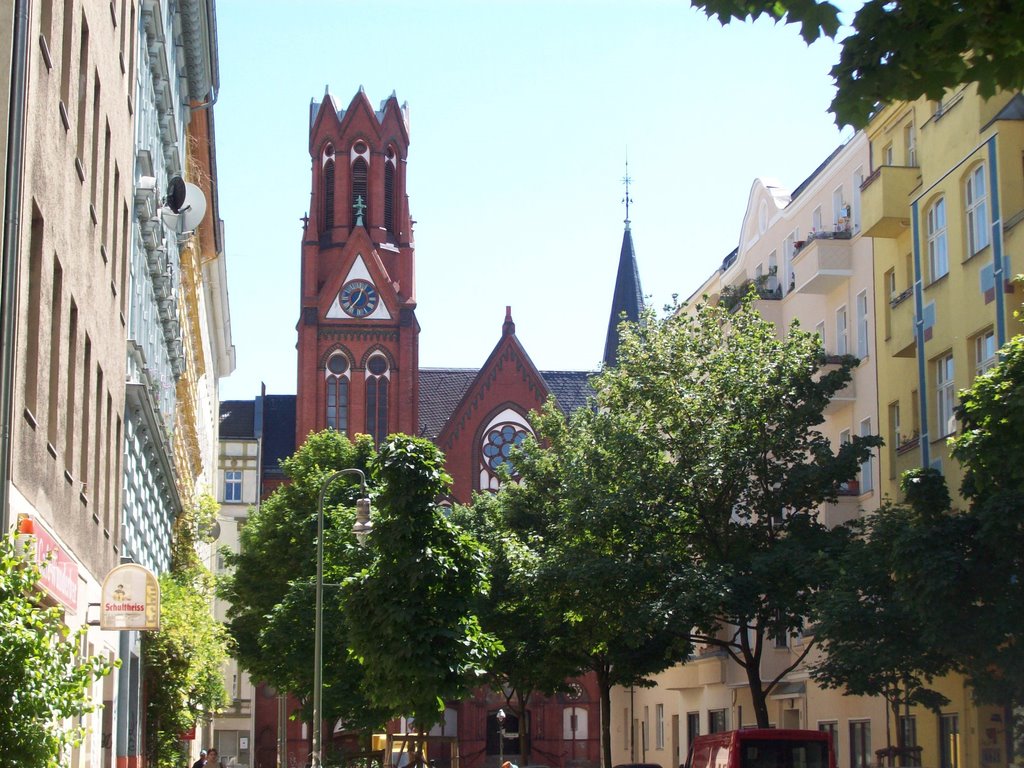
603,161,644,368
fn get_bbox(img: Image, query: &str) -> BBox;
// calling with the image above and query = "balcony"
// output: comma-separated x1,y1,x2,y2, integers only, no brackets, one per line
792,232,853,294
860,165,920,238
888,290,917,358
660,650,726,690
818,355,857,413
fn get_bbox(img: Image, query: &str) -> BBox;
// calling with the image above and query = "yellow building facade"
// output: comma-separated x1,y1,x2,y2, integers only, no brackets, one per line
860,84,1024,768
609,86,1023,768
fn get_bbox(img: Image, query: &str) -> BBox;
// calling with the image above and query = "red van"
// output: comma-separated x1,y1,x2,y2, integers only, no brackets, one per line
685,729,836,768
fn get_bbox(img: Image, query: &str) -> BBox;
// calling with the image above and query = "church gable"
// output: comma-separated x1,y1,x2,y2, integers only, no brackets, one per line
433,308,553,501
323,248,395,321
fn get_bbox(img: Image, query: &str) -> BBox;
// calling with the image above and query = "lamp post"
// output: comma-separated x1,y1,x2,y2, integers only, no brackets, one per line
312,468,371,768
497,708,506,768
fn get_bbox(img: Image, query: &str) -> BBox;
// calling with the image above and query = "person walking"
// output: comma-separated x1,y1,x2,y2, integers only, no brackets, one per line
207,749,224,768
191,749,207,768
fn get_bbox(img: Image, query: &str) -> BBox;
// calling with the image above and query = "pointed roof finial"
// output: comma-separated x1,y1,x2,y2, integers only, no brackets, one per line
502,306,516,336
622,151,633,231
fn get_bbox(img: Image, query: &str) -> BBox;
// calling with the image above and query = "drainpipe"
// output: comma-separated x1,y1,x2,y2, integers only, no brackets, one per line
0,0,31,532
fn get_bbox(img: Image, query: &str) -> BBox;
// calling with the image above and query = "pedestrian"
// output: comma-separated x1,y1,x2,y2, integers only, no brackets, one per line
207,749,224,768
191,749,207,768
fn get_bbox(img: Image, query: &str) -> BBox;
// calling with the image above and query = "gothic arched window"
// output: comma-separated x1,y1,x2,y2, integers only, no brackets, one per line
325,352,350,431
351,141,369,228
384,147,396,235
322,144,335,231
479,408,532,491
365,353,389,444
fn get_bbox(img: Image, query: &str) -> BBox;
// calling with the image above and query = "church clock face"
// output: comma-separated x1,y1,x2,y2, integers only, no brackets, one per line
339,279,379,318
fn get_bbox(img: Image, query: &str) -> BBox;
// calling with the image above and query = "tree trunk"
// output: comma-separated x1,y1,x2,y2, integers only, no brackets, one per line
740,631,770,728
516,689,532,764
596,662,613,768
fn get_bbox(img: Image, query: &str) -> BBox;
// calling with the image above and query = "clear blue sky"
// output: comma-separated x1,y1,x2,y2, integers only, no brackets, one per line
214,0,854,401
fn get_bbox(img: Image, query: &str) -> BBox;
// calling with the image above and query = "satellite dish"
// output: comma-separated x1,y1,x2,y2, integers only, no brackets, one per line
160,180,208,233
166,176,187,213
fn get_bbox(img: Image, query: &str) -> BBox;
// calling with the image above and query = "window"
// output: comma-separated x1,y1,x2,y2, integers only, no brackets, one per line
936,354,955,437
686,712,700,752
819,722,838,758
351,154,368,227
852,167,863,231
815,321,826,349
899,715,917,753
856,290,869,358
965,164,989,255
884,143,894,165
224,470,242,502
365,354,389,444
655,704,665,750
975,330,996,376
939,714,960,768
928,198,949,280
784,232,797,294
905,122,917,166
384,148,396,234
322,146,335,230
850,720,871,768
836,306,848,355
832,186,844,228
860,418,873,492
325,353,350,431
563,707,587,740
812,206,823,234
643,706,650,751
709,709,727,734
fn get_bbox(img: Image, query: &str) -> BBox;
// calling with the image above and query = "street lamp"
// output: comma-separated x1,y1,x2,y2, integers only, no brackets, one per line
312,468,371,768
497,708,507,767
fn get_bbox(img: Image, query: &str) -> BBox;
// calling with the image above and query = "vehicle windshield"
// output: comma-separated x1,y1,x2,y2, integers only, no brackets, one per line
740,739,830,768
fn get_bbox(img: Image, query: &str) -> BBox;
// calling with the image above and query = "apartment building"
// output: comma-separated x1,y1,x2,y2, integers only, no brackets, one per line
860,85,1023,768
2,0,231,765
609,134,890,768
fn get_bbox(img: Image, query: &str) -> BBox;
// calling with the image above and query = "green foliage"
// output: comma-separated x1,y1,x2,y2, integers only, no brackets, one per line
0,533,114,767
593,294,880,727
691,0,1024,127
945,332,1024,706
811,495,954,752
221,430,384,728
342,435,501,729
145,494,231,768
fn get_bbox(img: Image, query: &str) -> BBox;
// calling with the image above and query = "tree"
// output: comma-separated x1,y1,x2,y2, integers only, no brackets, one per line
692,0,1024,127
947,330,1024,749
450,493,580,765
498,399,695,768
811,475,956,764
221,430,385,729
596,294,880,728
0,532,114,767
342,435,501,746
145,493,231,768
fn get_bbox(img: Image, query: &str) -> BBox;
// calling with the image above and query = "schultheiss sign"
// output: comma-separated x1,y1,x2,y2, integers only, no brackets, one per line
100,563,160,631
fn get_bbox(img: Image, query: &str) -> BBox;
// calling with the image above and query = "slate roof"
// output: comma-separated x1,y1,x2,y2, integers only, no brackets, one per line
418,367,595,441
541,370,596,415
219,400,255,439
419,368,478,440
262,394,297,476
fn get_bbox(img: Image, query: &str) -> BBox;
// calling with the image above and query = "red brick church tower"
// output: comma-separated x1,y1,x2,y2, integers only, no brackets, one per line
295,87,419,445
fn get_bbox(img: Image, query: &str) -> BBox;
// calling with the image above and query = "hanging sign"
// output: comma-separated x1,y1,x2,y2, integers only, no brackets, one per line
16,514,79,611
100,563,160,631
